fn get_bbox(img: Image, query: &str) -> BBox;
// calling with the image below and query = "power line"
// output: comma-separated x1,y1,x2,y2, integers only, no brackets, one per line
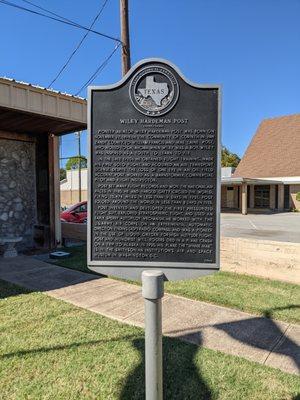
0,0,121,43
20,0,85,25
75,43,121,96
47,0,110,88
1,0,122,97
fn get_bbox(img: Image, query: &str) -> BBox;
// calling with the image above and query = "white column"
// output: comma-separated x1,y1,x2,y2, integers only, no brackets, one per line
54,136,62,246
278,184,284,211
270,185,276,210
241,183,248,215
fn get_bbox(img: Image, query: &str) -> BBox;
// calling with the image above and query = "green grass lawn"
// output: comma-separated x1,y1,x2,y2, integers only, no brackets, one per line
53,245,89,273
165,272,300,324
0,279,299,400
54,245,300,324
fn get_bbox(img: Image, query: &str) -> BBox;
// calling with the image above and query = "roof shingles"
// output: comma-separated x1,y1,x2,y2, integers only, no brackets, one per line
234,114,300,178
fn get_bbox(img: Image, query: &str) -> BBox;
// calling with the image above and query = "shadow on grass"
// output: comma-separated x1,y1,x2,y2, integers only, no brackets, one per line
0,279,32,299
120,334,211,400
263,304,300,319
1,328,212,399
0,334,139,360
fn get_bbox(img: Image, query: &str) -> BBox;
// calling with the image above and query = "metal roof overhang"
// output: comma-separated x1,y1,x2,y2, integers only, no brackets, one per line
221,177,283,185
0,77,87,135
0,106,86,135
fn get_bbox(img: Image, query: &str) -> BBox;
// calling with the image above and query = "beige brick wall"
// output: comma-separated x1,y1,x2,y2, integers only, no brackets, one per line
221,237,300,284
221,186,227,208
61,190,88,207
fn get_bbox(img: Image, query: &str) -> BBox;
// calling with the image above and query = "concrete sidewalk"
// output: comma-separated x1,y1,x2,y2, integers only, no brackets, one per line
0,255,299,376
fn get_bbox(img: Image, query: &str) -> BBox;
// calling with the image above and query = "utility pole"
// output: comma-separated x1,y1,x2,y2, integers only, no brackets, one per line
120,0,131,76
75,131,82,202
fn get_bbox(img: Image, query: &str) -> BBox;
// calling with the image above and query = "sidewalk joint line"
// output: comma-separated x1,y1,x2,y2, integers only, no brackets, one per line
263,323,290,365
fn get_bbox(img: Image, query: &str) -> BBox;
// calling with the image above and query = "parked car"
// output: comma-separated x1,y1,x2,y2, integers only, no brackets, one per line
60,201,87,223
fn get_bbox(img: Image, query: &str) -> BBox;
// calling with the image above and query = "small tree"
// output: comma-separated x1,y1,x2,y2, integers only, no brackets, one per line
221,146,241,168
60,168,66,181
65,156,87,170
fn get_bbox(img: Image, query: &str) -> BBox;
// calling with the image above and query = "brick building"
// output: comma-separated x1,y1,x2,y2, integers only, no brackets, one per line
221,114,300,214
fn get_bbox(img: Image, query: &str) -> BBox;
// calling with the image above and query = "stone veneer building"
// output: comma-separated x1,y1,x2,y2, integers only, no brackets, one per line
0,77,87,250
221,114,300,214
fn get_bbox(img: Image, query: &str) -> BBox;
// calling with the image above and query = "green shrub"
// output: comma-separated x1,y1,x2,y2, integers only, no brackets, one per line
296,192,300,202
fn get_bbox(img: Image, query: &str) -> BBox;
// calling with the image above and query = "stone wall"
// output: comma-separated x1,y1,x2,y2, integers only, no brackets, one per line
221,236,300,284
0,138,36,249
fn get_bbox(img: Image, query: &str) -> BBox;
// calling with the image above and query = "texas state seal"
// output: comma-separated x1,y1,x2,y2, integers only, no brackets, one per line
129,65,179,116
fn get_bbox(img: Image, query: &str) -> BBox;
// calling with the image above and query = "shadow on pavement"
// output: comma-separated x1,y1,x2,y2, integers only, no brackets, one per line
211,306,300,372
120,334,211,400
0,255,99,292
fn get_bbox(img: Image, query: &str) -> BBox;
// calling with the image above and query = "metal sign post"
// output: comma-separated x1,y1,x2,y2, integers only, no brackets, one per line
142,270,164,400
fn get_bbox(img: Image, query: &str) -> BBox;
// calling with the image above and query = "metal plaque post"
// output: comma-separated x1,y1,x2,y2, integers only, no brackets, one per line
142,270,164,400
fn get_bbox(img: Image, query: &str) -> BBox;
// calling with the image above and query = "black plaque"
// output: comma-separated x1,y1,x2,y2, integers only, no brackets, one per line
88,59,220,280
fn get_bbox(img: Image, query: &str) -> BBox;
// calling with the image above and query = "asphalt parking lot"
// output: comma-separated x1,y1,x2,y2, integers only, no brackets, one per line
221,212,300,243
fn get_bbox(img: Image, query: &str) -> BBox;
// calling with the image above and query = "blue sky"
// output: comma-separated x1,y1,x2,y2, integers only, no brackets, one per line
1,0,299,164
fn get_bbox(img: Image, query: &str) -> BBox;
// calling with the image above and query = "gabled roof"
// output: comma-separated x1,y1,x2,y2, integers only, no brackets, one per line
234,114,300,178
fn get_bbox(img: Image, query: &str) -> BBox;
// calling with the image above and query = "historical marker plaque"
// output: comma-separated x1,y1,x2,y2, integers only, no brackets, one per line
88,59,221,280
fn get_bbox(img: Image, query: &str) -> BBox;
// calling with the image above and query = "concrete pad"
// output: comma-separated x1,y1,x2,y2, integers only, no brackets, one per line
264,324,300,374
221,212,300,243
89,291,144,322
0,256,95,291
47,276,117,297
159,296,289,365
50,277,144,323
12,273,92,292
121,296,172,328
58,282,136,309
0,256,49,274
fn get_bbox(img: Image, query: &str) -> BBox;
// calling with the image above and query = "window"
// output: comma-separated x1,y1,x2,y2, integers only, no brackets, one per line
75,203,87,213
254,185,270,208
284,185,290,209
275,185,278,209
247,185,250,208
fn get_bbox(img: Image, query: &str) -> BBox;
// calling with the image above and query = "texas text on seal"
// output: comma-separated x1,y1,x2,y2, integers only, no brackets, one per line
129,65,179,116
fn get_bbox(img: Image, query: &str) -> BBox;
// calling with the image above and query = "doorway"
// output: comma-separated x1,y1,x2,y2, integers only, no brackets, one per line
226,187,235,208
284,185,290,209
254,185,270,208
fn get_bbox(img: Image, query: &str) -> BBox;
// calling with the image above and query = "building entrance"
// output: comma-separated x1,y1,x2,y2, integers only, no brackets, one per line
254,185,270,208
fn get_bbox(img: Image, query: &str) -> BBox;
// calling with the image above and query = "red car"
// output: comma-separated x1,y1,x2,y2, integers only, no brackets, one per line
60,201,87,223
